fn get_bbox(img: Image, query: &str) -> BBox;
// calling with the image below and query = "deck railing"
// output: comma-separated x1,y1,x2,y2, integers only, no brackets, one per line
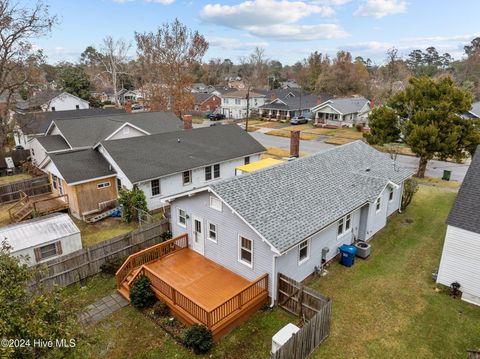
115,233,188,287
8,191,30,221
143,266,268,328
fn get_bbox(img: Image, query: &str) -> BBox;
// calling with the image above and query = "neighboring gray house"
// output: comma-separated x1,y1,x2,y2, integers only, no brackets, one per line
462,101,480,119
97,124,266,211
14,108,125,149
437,146,480,306
31,111,182,167
0,213,82,266
312,97,372,127
166,141,413,301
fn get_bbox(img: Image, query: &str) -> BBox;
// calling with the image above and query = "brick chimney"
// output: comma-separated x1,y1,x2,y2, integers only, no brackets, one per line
183,114,193,130
125,102,132,113
290,130,300,158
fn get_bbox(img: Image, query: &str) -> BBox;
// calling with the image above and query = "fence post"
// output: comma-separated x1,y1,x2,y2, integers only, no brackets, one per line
297,284,304,318
86,247,93,276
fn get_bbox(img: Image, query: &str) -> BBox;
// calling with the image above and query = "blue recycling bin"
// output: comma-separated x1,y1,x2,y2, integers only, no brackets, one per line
339,244,358,267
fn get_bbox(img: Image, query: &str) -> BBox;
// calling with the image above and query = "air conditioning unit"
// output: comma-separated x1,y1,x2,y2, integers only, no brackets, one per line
271,323,300,354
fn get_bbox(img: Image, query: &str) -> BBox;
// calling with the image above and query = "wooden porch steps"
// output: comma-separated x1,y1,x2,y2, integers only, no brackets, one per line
13,204,33,222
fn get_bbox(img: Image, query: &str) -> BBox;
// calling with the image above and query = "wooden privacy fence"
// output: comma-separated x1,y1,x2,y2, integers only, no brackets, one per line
0,175,51,204
272,273,332,359
468,349,480,359
30,219,169,289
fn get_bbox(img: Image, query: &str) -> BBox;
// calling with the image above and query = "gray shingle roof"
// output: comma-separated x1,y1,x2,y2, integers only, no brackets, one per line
260,89,331,111
52,111,182,148
210,141,413,253
101,124,266,184
49,149,115,184
317,97,370,114
16,108,126,135
193,93,215,104
35,135,70,152
471,101,480,117
446,146,480,234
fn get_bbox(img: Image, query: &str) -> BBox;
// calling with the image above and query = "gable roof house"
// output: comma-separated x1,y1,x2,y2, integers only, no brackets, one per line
436,147,480,306
312,97,372,128
258,89,331,121
15,90,90,113
165,141,412,302
97,124,266,211
192,93,221,114
13,108,125,149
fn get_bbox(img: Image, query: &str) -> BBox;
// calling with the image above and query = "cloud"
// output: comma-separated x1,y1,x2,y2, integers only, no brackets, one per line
354,0,407,18
208,36,268,51
201,0,348,41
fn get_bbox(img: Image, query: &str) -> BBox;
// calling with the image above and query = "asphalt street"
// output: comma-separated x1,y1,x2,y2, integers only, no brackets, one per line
249,131,470,182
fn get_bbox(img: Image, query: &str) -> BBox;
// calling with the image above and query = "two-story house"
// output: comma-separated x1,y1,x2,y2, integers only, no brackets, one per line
220,90,266,119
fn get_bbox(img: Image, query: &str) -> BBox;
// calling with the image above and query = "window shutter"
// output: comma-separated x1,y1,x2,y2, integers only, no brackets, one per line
55,241,63,255
34,247,42,262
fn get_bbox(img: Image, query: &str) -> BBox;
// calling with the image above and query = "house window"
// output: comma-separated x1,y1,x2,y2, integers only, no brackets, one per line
34,241,62,262
235,98,241,105
337,219,344,236
97,182,111,189
117,178,122,191
239,236,253,267
51,106,55,111
345,214,351,231
76,104,80,109
376,197,381,212
210,196,222,211
298,240,309,264
182,170,191,185
205,164,220,181
208,222,217,242
31,148,35,156
151,179,160,196
389,188,394,202
52,175,58,190
177,208,187,228
244,156,250,165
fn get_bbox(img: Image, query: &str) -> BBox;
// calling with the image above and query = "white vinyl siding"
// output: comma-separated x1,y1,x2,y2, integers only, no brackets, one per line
238,236,253,268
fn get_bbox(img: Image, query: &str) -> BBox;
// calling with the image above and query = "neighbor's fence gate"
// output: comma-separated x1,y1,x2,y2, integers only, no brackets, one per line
272,273,332,359
29,219,169,289
0,175,51,204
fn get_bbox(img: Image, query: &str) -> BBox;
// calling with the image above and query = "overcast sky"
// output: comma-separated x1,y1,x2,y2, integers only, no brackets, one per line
33,0,480,65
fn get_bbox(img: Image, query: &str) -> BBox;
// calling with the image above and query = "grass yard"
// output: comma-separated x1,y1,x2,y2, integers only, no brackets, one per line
73,217,137,247
262,146,306,159
324,137,356,145
63,274,117,308
308,186,480,358
418,176,461,190
0,203,12,226
191,116,205,124
0,172,32,186
71,305,296,359
266,129,318,140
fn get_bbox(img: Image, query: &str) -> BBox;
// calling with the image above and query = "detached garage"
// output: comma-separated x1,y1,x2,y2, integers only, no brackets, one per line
1,213,82,266
437,148,480,306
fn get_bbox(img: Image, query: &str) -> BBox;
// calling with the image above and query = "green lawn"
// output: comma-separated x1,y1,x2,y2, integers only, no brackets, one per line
63,274,117,308
73,217,137,247
308,186,480,358
0,172,32,186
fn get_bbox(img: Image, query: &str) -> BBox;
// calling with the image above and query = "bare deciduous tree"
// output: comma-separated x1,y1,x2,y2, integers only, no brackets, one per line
135,19,208,115
96,36,131,107
0,0,56,155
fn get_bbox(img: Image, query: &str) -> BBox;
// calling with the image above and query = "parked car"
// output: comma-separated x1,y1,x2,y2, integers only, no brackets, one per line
290,116,308,125
207,113,226,121
131,104,144,111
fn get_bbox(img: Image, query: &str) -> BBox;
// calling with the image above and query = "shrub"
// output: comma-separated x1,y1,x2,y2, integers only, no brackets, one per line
355,123,364,132
401,177,419,211
130,275,156,308
152,300,170,317
161,230,172,241
183,324,214,354
118,187,148,223
100,256,124,275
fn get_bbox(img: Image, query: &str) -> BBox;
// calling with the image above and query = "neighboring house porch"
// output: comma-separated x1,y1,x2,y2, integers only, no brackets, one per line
116,234,269,340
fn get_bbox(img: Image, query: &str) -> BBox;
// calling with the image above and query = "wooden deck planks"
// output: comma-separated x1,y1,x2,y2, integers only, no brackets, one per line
145,249,250,310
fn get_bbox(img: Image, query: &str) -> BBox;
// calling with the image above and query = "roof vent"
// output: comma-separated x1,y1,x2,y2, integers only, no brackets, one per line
365,167,371,172
177,138,180,143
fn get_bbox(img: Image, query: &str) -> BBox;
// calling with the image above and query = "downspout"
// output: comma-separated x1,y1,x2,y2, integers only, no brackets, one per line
270,254,278,307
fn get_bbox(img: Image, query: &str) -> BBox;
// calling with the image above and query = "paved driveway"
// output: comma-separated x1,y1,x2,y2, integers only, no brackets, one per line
249,132,470,182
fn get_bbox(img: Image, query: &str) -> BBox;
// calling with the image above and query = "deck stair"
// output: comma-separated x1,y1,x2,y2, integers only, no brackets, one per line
8,191,34,222
84,207,119,223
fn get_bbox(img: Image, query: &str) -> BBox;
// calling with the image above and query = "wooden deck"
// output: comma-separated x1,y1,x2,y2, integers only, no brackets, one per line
116,234,269,340
8,191,69,222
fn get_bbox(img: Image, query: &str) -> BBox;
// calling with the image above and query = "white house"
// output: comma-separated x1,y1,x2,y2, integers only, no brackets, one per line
97,124,265,211
312,97,371,127
165,141,413,300
0,213,82,266
436,148,480,306
220,90,266,119
15,90,89,113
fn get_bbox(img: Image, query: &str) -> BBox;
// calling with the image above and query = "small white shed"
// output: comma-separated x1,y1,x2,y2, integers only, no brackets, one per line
0,213,82,266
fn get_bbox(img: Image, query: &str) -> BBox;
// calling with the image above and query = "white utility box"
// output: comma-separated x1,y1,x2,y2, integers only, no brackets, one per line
271,323,300,354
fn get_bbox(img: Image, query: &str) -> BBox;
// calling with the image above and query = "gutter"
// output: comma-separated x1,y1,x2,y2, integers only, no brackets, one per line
270,254,278,307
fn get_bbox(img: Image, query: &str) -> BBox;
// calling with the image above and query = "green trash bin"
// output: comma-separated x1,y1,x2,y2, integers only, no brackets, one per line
442,170,452,181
